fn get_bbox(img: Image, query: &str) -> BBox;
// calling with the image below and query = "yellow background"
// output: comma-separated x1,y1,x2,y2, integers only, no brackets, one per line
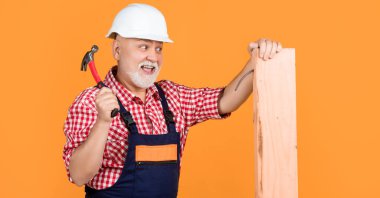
0,0,379,197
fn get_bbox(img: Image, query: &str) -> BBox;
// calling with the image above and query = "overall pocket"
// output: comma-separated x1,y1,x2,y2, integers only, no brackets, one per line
133,144,179,198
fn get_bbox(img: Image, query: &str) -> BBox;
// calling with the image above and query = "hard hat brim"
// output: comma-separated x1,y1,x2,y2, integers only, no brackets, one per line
106,32,173,43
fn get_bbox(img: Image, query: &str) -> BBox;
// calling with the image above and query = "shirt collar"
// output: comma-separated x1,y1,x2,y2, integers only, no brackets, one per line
103,66,160,104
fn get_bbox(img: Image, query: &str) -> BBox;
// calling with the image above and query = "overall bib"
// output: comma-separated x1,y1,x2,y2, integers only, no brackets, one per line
85,83,181,198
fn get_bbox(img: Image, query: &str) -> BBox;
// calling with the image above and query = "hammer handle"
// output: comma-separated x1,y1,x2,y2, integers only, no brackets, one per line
89,61,102,83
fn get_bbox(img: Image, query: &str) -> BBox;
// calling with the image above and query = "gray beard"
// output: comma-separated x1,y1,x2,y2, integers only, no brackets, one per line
126,68,160,89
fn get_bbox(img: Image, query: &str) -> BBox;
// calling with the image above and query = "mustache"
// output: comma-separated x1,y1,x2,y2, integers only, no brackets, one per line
138,61,159,69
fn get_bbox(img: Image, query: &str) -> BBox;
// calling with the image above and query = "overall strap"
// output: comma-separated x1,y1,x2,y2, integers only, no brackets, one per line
117,98,138,134
95,82,138,134
154,83,177,134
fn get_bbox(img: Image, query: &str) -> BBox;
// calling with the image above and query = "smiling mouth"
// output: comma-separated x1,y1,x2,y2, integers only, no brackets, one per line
140,65,156,74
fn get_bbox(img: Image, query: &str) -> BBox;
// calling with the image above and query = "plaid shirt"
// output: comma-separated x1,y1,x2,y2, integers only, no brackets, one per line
63,66,230,189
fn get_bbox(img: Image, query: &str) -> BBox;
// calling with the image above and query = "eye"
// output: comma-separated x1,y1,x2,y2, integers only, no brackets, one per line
156,47,163,52
139,45,148,50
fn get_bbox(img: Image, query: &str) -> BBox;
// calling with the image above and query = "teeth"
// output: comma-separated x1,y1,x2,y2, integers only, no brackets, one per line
141,65,154,69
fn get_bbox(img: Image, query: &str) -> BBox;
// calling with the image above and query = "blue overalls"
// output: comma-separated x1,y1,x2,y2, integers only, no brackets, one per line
85,83,181,198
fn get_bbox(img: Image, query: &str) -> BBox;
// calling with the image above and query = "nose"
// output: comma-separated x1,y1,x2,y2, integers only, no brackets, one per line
146,48,159,63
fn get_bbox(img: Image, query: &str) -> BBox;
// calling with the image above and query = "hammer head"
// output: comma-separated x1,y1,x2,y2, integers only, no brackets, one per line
81,45,99,71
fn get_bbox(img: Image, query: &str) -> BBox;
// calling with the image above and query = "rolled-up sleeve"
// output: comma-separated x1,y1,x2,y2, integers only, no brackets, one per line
62,92,97,183
174,82,231,127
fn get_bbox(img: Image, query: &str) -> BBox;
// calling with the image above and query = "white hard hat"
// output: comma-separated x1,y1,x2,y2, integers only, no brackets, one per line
106,3,173,43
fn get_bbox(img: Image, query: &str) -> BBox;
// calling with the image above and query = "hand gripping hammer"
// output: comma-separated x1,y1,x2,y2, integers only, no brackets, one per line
81,45,119,118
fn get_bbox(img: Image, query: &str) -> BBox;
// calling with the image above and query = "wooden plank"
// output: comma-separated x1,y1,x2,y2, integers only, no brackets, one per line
253,49,298,198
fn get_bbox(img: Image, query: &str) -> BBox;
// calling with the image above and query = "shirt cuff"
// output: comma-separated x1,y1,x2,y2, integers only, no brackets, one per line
63,148,75,183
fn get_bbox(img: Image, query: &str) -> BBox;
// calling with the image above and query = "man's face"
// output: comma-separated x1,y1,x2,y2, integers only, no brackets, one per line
113,35,164,89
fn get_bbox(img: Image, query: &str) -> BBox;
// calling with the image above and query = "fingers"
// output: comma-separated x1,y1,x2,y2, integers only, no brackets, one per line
96,97,118,108
263,40,272,60
277,42,282,52
95,87,120,121
98,94,117,102
251,38,283,61
97,87,113,96
269,41,278,59
98,87,118,98
97,87,117,102
95,93,118,107
258,39,267,58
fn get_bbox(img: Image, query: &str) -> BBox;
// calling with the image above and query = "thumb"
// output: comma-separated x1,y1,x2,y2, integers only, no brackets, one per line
252,47,259,57
250,47,260,64
111,87,118,95
247,42,259,53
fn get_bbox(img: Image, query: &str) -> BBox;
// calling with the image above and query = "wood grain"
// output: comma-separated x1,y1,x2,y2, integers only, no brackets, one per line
253,49,298,198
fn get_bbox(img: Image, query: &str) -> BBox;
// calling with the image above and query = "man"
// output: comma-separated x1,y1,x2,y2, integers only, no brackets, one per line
63,3,282,198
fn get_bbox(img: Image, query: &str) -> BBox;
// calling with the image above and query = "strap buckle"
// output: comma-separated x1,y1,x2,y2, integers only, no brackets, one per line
120,111,135,127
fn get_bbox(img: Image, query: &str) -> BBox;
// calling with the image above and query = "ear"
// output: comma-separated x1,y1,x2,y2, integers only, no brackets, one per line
112,38,120,61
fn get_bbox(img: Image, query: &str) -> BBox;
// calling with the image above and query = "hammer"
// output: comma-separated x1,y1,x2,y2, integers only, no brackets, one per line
81,45,119,118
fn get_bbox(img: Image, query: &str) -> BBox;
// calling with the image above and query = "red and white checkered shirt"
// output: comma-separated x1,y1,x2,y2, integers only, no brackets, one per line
63,66,230,189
